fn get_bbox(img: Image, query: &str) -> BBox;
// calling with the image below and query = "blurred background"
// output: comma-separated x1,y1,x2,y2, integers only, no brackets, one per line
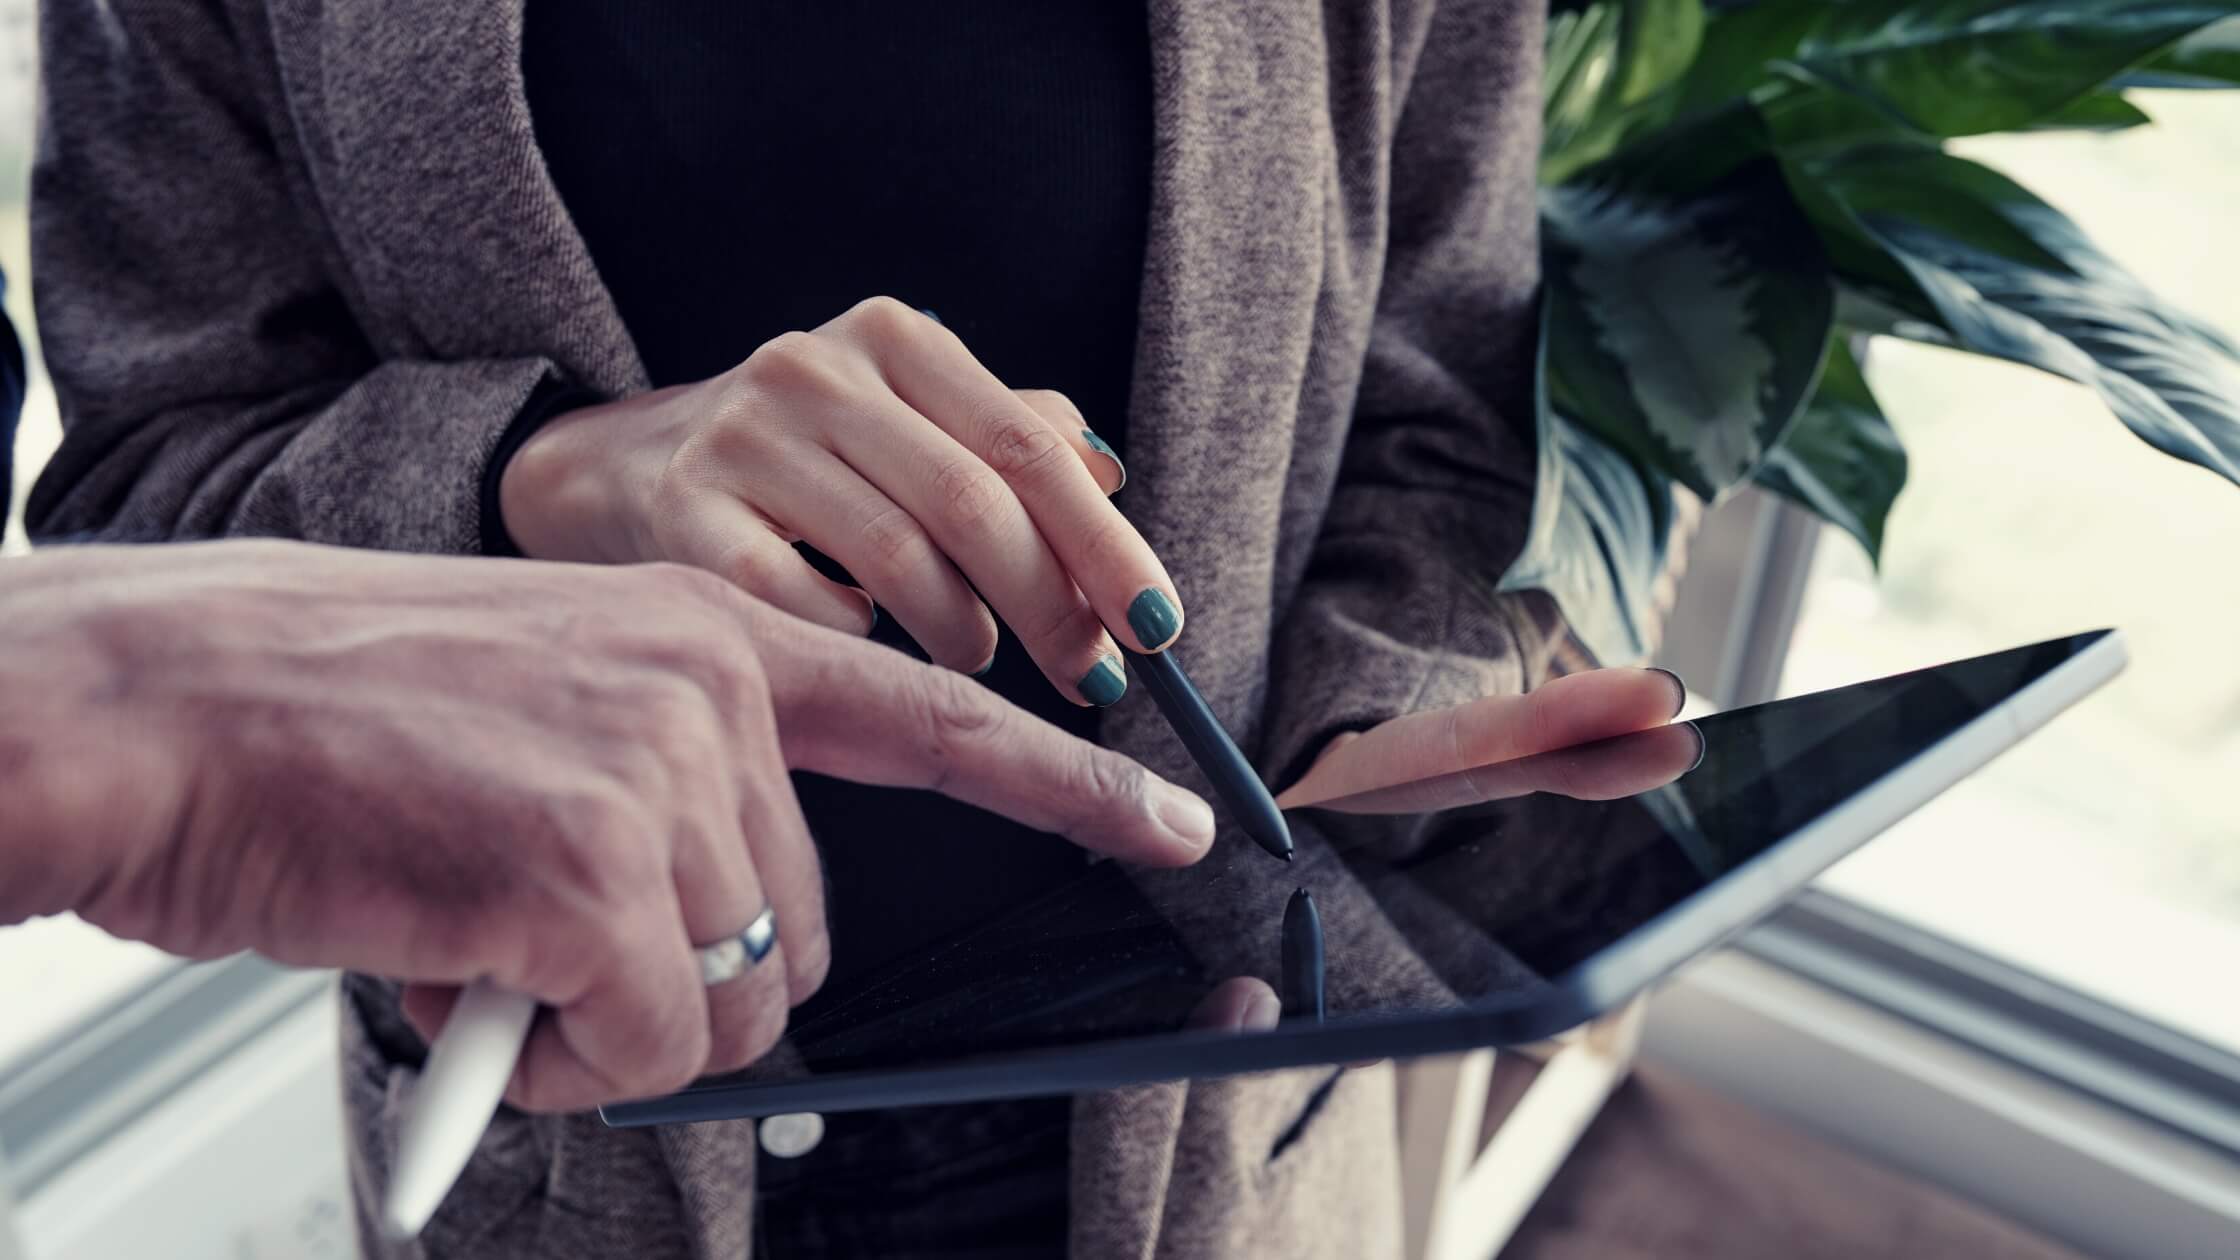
2,4,2236,1259
1778,90,2240,1057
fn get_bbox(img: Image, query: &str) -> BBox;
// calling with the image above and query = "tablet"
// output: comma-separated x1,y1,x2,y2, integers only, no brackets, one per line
603,628,2125,1126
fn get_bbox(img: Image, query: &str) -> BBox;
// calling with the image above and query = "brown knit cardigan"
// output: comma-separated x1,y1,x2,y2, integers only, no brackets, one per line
29,1,1573,1255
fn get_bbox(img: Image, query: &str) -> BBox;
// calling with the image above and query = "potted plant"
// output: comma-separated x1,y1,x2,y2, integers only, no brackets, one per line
1505,0,2240,663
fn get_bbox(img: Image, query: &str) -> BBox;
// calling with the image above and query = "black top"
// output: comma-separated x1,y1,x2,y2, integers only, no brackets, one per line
524,0,1152,1011
520,0,1152,1228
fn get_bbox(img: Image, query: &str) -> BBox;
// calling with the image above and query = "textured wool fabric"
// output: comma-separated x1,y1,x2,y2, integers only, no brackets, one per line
31,1,1572,1257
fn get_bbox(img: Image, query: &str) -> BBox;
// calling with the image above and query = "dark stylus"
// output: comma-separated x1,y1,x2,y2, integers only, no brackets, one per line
1280,887,1326,1024
1126,646,1294,862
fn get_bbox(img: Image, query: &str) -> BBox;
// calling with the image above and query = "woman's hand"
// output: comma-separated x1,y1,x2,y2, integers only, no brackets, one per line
1275,668,1693,811
500,297,1179,705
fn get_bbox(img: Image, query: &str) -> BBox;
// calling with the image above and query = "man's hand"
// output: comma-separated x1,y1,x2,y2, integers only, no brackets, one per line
0,541,1214,1111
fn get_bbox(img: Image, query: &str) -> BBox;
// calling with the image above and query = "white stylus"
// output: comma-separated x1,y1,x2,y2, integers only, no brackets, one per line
380,981,537,1242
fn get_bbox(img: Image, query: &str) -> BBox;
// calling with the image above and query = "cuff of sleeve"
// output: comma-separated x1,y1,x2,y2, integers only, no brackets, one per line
478,379,602,557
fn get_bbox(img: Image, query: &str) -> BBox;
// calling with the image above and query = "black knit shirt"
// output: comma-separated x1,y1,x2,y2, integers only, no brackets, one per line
521,2,1154,1236
523,0,1152,998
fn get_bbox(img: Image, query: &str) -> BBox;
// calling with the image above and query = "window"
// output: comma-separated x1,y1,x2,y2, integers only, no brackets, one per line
1,0,45,554
1781,90,2240,1057
0,0,189,1094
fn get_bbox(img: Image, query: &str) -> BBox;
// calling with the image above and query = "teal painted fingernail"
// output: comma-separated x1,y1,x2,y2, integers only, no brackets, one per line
1081,429,1127,490
1127,588,1181,651
971,654,997,679
1078,656,1128,707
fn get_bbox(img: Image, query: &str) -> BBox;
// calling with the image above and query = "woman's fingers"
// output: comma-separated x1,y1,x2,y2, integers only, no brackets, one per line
1298,722,1705,814
1277,668,1687,809
1443,668,1687,767
1014,388,1126,496
751,447,999,673
1503,721,1703,803
652,491,876,636
837,300,1184,654
828,389,1130,706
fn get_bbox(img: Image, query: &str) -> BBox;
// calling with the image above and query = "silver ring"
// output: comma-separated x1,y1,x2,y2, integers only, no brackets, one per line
696,905,778,986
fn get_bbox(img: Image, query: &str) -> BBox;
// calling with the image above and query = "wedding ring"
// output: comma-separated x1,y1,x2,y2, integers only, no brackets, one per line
696,905,778,986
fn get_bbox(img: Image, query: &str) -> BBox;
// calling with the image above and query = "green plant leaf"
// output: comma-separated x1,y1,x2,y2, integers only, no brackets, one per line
2022,90,2155,129
1544,1,1709,184
2122,14,2240,84
1499,307,1674,666
1755,336,1908,562
1671,2,1830,109
1808,144,2074,271
1821,149,2240,487
1616,0,1710,104
1546,3,1624,162
1673,2,2239,133
1817,145,2240,353
1777,1,2240,136
1759,74,1936,153
1542,104,1836,500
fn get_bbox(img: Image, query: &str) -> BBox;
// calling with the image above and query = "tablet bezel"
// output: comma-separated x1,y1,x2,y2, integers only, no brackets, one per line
602,629,2127,1126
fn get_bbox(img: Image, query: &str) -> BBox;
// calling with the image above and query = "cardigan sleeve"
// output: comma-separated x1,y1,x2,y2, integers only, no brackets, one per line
1260,0,1589,788
25,0,570,556
2,270,22,520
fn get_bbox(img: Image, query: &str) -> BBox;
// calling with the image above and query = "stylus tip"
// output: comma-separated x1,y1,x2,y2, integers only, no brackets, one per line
1248,815,1294,863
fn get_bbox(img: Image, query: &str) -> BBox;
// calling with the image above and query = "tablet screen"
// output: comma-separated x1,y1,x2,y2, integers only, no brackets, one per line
720,630,2108,1085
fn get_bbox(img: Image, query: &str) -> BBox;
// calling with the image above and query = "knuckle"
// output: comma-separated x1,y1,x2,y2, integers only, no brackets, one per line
910,669,1006,787
1068,516,1141,579
706,974,790,1071
646,1001,714,1094
639,665,711,724
788,927,832,1005
707,644,771,723
981,415,1071,484
606,742,680,814
1078,746,1148,814
648,463,697,518
846,295,922,343
715,540,787,600
552,791,664,899
639,574,771,715
928,457,1011,536
856,502,927,569
1015,388,1084,426
1022,593,1094,651
633,680,721,771
648,558,743,611
953,620,1002,676
738,331,846,396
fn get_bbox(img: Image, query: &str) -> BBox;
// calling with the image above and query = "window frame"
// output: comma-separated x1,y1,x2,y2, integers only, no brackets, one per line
1661,483,2240,1161
0,956,327,1203
1751,890,2240,1158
